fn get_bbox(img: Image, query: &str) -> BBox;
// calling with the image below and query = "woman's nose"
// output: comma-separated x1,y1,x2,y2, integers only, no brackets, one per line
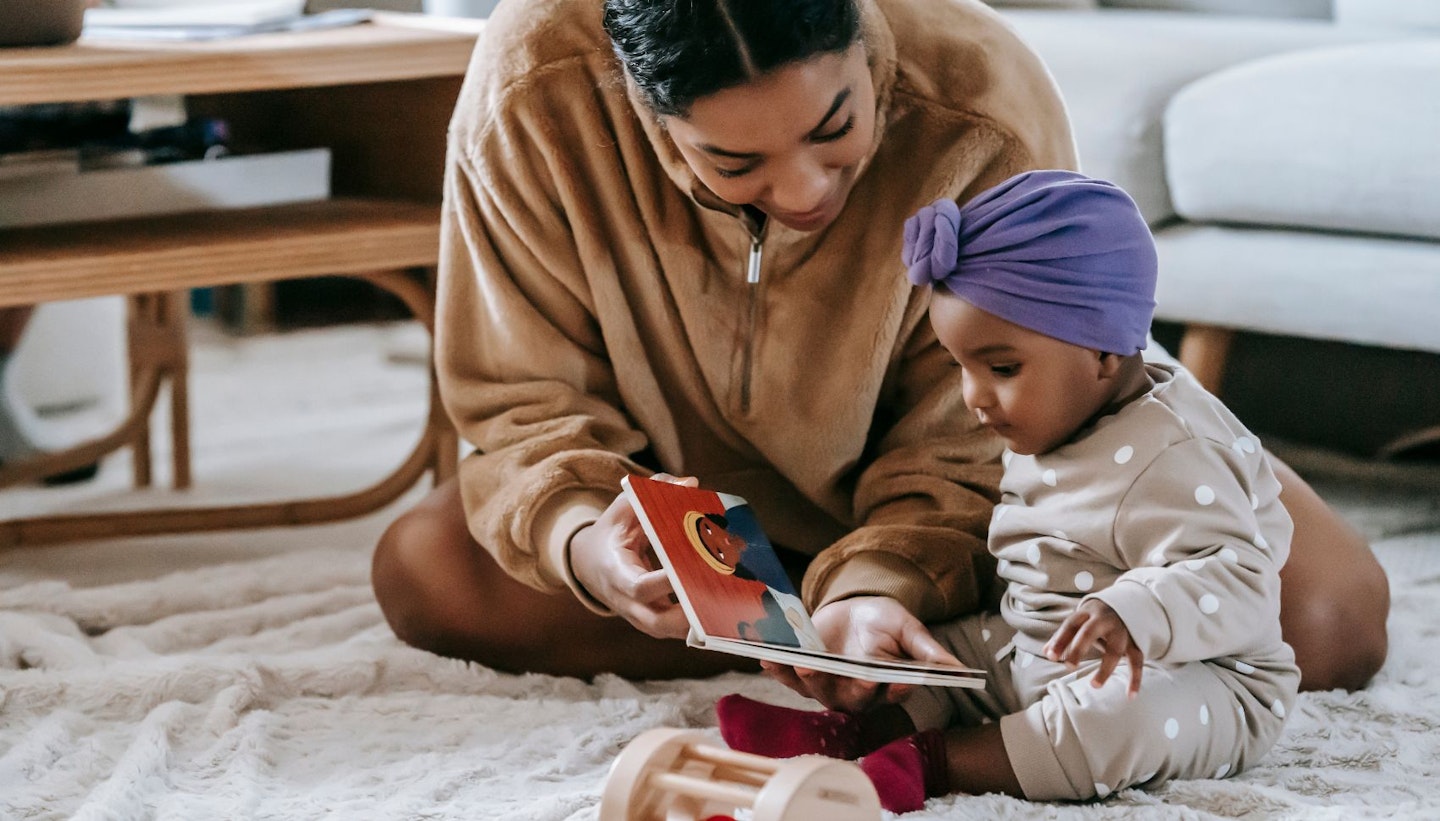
770,157,832,214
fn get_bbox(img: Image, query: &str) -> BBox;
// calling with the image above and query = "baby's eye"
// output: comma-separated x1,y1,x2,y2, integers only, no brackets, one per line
991,363,1020,377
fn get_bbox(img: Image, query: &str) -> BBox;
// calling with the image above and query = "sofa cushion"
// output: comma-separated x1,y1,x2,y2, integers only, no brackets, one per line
1099,0,1331,18
1004,11,1378,224
1165,40,1440,241
1153,224,1440,353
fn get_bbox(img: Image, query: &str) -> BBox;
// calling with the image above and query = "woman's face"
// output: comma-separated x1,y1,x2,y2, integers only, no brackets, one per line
663,44,876,233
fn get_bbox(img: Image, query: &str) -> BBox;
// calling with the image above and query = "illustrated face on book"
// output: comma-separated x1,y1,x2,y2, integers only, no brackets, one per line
686,512,749,575
662,44,876,233
929,292,1124,457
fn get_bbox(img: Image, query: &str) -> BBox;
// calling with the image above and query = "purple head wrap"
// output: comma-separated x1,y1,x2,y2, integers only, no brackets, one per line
902,170,1157,356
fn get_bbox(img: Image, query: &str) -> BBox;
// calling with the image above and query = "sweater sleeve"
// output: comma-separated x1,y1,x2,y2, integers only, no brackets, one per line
1090,439,1292,663
435,99,647,607
801,311,1005,622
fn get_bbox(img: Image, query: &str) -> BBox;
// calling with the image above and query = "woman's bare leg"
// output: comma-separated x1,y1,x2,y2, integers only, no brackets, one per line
1273,456,1390,691
371,478,757,680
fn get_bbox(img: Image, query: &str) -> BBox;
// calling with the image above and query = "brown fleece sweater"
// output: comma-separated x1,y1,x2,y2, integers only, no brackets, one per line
435,0,1078,622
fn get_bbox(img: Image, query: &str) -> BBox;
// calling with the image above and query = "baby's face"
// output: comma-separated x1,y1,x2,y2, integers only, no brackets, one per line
929,293,1117,456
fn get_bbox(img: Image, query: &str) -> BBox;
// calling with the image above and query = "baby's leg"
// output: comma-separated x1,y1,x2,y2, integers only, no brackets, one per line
1000,655,1295,801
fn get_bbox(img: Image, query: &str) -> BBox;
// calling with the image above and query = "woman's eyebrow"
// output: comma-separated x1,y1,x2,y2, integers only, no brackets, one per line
806,87,852,137
698,87,854,159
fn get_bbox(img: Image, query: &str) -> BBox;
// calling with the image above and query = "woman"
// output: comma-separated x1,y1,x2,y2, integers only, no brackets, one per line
371,0,1387,698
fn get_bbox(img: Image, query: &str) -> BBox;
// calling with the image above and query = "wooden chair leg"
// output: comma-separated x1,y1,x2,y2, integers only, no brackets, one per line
127,295,156,488
1178,324,1236,396
161,291,192,489
126,292,192,489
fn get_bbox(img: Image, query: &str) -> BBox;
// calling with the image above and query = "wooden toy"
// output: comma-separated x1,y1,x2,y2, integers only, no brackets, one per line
601,727,882,821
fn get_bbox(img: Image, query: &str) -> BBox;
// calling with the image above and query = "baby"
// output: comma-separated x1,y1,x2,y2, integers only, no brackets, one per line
718,170,1299,811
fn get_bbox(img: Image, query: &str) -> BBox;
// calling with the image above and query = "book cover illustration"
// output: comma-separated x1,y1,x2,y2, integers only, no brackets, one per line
622,473,823,652
621,475,986,688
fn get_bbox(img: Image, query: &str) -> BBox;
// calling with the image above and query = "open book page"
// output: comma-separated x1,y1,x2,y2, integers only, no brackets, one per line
620,475,985,688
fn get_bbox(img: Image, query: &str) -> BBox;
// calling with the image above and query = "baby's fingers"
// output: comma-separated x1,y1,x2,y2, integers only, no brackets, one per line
1091,645,1122,689
1126,644,1145,697
1044,614,1087,662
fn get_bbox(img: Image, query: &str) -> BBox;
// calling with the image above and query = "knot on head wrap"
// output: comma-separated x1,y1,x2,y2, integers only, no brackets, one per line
902,170,1158,356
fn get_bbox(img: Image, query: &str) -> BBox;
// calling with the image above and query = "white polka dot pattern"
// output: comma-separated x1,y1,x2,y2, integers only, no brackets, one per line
1235,661,1255,674
1199,594,1220,614
1219,548,1238,564
1199,704,1210,725
1094,783,1111,798
1164,718,1179,739
1042,469,1057,487
1215,762,1231,778
1194,485,1216,505
1272,699,1286,718
1074,571,1094,592
1027,544,1042,564
1114,445,1134,464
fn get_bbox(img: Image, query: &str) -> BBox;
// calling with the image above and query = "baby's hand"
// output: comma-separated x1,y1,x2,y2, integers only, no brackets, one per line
1043,599,1143,697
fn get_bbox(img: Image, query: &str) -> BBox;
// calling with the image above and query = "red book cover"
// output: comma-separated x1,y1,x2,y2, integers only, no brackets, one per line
622,474,822,651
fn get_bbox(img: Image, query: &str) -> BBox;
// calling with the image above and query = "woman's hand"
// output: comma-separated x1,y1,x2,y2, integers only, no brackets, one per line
761,596,962,713
568,474,695,640
1043,599,1144,697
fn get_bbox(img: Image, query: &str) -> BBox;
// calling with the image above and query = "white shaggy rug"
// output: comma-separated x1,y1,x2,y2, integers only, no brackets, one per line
2,322,1438,820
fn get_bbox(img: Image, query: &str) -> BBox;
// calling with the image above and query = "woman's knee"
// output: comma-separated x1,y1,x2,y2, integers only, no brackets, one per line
1272,457,1391,691
371,501,470,651
1287,569,1389,692
1282,540,1390,691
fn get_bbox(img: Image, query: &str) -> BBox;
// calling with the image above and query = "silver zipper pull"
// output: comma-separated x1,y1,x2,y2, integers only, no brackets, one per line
746,237,762,284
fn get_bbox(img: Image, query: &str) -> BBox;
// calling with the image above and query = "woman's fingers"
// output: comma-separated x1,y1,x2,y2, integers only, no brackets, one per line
897,619,964,667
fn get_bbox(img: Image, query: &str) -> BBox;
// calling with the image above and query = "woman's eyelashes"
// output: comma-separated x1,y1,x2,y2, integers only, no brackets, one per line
715,163,757,179
811,115,855,144
712,115,857,178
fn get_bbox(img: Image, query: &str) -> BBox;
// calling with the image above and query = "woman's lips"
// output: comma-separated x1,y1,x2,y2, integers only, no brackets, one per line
773,197,839,231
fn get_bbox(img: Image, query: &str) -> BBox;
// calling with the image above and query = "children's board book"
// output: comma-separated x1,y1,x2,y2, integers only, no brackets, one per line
621,475,986,688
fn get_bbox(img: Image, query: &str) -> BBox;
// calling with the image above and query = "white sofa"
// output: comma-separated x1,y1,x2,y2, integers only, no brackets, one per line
990,0,1440,413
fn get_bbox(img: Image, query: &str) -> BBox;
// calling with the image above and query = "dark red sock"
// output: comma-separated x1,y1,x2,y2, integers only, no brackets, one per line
716,694,865,759
858,729,951,814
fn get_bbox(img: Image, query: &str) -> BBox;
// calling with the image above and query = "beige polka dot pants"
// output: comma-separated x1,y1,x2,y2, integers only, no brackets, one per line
908,611,1297,801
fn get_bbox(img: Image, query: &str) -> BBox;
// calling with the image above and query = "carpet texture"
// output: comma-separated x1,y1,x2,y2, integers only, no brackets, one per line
1,323,1437,820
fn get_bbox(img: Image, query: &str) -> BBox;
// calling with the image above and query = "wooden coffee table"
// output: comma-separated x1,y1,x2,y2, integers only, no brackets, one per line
0,15,479,546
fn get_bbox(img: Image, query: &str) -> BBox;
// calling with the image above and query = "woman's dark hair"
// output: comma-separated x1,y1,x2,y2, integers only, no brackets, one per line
602,0,862,117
